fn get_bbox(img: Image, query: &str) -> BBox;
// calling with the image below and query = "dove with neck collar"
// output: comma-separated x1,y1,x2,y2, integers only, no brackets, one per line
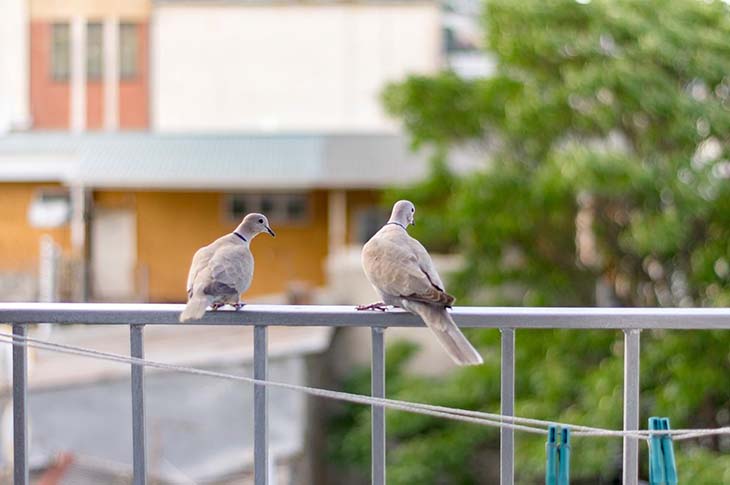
358,200,483,366
180,213,275,323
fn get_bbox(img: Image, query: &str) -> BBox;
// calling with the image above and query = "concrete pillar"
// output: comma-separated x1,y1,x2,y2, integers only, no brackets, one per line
70,16,86,133
70,186,90,301
328,190,347,255
103,17,119,131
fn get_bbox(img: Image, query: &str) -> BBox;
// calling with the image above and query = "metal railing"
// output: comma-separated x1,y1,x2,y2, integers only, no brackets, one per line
2,303,730,485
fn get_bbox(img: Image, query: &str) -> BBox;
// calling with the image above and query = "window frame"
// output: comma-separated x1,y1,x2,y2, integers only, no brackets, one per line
351,206,389,245
50,22,71,82
119,22,139,80
86,21,104,81
224,193,311,226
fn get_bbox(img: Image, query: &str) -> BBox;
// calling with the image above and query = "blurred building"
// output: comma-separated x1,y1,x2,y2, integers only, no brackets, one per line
0,1,489,482
0,132,429,302
0,0,453,303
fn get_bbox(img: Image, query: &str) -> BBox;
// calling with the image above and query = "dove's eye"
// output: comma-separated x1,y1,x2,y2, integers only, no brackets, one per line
411,208,415,213
258,218,264,224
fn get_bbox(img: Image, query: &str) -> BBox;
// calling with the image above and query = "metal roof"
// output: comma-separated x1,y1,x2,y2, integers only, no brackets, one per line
0,132,428,189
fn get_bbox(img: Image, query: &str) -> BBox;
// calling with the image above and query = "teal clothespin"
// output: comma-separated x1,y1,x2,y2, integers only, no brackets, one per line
660,418,678,485
649,417,667,485
557,427,571,485
546,425,559,485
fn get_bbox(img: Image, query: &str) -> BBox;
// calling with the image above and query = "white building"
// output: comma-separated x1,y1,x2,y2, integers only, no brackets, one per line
0,0,30,133
151,1,441,132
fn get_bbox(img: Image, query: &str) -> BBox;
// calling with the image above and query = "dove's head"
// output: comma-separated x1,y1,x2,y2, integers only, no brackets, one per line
389,200,416,228
237,213,276,240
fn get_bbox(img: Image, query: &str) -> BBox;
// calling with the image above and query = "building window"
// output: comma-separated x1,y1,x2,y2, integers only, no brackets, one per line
51,23,70,81
226,194,310,224
86,22,103,80
353,207,388,244
119,23,138,79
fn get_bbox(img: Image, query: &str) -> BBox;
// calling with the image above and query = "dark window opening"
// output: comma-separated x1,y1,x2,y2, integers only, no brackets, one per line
120,23,138,79
51,23,70,81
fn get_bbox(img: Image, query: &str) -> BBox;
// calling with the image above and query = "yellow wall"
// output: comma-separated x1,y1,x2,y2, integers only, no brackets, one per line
30,0,150,19
95,190,330,302
0,186,382,301
0,183,72,272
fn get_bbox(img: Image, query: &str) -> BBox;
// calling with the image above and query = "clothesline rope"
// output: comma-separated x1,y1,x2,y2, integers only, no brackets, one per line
1,330,728,442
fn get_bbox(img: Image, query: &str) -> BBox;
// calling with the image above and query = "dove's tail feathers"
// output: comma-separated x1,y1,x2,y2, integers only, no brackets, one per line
179,294,208,323
401,300,483,366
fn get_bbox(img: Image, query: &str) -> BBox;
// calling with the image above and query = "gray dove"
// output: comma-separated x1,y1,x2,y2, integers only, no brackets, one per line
179,213,275,323
358,200,483,365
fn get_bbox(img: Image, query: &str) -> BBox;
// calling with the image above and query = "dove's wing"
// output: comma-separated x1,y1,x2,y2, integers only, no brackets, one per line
203,244,252,297
363,228,454,306
404,236,448,293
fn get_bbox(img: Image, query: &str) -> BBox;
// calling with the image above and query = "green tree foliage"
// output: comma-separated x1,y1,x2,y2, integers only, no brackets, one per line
329,0,730,483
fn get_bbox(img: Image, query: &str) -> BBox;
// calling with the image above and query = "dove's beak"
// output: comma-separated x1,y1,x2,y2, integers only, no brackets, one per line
266,226,276,237
410,217,416,226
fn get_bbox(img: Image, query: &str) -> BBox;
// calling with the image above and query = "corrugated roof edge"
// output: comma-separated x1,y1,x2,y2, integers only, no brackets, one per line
0,131,430,189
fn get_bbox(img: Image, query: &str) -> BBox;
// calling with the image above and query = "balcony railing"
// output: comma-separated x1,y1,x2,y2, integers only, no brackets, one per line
2,303,730,485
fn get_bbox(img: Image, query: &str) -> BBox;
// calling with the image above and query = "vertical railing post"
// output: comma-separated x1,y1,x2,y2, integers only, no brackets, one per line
130,324,147,485
622,329,641,485
500,328,515,485
371,327,386,485
254,325,268,485
12,324,29,485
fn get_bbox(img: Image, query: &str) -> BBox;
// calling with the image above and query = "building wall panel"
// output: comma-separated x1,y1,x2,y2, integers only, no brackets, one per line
0,183,72,272
30,0,149,20
86,80,104,130
129,190,328,302
153,4,440,132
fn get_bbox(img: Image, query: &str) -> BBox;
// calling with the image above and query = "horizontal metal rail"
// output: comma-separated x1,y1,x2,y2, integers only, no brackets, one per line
2,303,730,485
2,302,730,328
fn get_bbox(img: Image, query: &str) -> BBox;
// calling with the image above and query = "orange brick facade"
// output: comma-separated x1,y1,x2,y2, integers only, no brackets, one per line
119,23,149,129
30,22,70,129
29,20,148,131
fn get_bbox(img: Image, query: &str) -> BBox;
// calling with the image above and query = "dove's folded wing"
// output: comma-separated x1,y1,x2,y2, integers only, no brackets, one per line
364,234,454,306
405,236,449,290
205,245,248,296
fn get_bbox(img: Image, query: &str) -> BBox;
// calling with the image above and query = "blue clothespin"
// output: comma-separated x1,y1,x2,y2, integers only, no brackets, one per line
558,427,571,485
546,425,559,485
649,417,667,485
660,418,678,485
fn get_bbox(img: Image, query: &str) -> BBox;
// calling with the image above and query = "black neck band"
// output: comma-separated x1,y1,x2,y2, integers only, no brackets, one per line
233,232,248,242
386,221,407,230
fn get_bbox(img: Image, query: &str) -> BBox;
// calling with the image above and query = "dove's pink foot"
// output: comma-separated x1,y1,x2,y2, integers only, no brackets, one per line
210,303,224,311
356,301,388,312
230,302,246,311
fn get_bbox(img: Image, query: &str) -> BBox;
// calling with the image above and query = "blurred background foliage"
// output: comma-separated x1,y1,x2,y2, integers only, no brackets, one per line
329,0,730,483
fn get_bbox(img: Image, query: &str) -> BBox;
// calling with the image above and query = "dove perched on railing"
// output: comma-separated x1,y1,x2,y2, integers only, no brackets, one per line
358,200,483,366
179,213,275,323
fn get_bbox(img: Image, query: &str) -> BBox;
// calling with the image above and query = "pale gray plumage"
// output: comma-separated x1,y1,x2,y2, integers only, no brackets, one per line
179,213,275,323
360,200,483,366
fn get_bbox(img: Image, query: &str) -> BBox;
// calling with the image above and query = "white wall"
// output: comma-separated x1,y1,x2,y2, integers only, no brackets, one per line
152,3,440,132
0,0,30,133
